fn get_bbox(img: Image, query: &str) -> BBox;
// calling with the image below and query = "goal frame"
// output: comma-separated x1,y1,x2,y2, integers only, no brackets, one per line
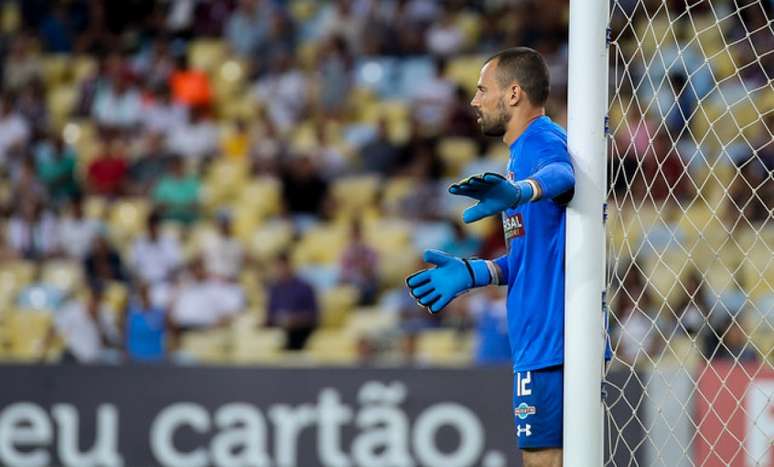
564,0,609,465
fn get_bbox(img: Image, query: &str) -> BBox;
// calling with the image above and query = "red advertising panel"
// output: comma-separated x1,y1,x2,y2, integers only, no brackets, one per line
695,361,774,467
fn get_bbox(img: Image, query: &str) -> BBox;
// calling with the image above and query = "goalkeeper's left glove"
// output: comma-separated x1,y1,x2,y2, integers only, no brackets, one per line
406,249,492,313
449,172,535,223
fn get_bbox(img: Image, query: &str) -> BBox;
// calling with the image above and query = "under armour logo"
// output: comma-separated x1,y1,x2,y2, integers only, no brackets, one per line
516,424,532,437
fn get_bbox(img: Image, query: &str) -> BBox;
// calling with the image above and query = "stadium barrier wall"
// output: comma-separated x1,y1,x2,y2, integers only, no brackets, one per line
0,365,642,467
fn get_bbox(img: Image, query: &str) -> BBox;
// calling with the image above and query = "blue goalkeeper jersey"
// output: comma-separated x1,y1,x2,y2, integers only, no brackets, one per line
494,116,572,372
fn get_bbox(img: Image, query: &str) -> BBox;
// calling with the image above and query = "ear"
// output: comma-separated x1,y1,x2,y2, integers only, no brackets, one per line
508,83,522,107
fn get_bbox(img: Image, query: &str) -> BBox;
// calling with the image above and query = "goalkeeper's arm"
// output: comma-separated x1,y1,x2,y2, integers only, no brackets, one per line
492,160,575,286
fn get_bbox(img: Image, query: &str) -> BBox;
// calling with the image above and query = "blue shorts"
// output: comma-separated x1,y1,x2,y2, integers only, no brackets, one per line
512,365,563,449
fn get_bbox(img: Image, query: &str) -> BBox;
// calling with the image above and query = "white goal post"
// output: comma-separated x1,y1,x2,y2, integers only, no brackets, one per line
564,0,609,466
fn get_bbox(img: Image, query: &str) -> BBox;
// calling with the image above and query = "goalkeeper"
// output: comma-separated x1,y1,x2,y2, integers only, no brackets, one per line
406,47,610,467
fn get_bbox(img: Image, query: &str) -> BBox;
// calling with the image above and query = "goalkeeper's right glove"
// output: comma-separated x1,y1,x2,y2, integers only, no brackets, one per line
449,172,535,223
405,249,491,313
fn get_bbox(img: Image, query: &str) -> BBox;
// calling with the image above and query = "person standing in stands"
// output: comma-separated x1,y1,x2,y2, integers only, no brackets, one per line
265,252,319,351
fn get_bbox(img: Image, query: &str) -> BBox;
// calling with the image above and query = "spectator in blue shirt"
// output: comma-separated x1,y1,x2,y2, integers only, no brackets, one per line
124,282,167,363
266,252,319,350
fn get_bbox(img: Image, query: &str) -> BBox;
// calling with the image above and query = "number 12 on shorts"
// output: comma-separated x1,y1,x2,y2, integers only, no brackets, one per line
517,371,532,396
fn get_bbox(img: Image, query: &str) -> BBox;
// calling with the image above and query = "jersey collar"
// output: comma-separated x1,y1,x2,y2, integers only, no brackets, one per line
509,115,550,150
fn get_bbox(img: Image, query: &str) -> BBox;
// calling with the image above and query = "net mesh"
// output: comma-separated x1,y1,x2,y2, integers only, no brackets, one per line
605,0,773,465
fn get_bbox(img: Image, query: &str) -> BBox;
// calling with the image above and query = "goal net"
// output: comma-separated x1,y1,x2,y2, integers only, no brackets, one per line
605,0,773,465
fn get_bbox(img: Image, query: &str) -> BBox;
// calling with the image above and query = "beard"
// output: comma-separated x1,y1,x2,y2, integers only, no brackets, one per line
478,99,510,137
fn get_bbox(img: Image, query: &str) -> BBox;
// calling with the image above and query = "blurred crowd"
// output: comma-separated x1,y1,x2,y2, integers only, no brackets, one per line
0,0,769,368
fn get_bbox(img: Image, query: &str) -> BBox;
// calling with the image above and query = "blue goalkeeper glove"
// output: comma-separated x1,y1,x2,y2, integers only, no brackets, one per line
406,249,491,313
449,172,534,223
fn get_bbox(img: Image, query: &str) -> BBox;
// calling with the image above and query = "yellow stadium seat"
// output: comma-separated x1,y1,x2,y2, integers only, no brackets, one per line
0,181,10,207
445,55,487,94
690,99,756,155
611,205,662,256
83,195,107,220
460,213,498,239
360,218,417,287
231,328,286,364
188,39,227,74
416,329,472,366
239,272,266,308
179,329,230,364
485,143,509,164
288,120,319,153
289,0,318,22
381,176,417,214
218,92,257,120
344,307,398,338
214,59,247,98
293,223,348,266
381,100,410,119
72,55,97,85
349,87,379,120
740,234,773,301
634,16,671,60
305,330,358,364
232,177,282,240
249,220,295,260
654,334,703,370
331,175,381,217
203,160,249,209
379,248,420,288
676,203,715,247
40,54,70,86
5,310,51,362
47,85,78,130
294,39,319,71
185,220,217,257
321,285,359,329
231,310,261,333
456,11,482,48
693,16,735,81
1,2,21,34
0,261,36,306
438,137,478,178
108,198,150,245
642,249,697,307
64,118,96,147
103,281,128,315
41,260,83,293
364,218,411,253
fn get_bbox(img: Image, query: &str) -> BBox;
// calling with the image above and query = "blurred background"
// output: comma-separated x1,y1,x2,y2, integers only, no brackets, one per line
0,1,771,465
0,0,769,369
0,0,575,367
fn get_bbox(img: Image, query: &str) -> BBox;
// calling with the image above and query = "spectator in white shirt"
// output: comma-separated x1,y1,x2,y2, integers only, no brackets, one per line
410,58,455,133
2,35,43,92
170,257,244,331
250,54,308,133
165,105,219,164
58,195,102,260
425,11,464,57
49,286,121,364
91,73,142,130
130,210,182,284
0,95,30,165
141,85,188,137
6,200,58,260
203,212,244,281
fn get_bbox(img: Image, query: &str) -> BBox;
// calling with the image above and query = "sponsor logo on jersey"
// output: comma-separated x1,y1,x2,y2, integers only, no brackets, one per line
514,403,536,420
516,424,532,437
503,213,525,242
